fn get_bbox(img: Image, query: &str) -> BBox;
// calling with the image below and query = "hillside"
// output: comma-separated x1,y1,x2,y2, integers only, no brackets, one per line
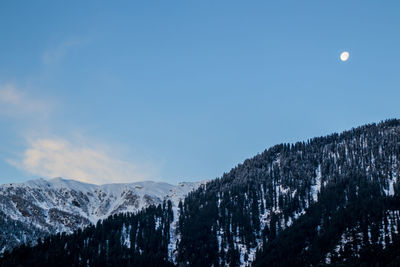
2,119,400,266
177,119,400,266
0,178,201,253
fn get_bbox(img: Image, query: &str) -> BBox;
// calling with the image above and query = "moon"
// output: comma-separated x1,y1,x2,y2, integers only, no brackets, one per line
340,51,350,61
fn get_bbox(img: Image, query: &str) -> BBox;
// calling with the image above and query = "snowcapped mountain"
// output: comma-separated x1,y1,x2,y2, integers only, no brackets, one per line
0,177,203,253
3,120,400,266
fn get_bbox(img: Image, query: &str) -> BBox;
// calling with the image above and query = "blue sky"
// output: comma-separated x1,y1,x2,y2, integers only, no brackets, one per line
0,1,399,185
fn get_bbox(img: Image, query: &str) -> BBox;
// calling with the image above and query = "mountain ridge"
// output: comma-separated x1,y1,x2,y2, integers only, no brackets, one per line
0,177,203,253
1,119,400,266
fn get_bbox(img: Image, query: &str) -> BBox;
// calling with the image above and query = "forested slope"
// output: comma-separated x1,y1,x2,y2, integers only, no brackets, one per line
2,119,400,266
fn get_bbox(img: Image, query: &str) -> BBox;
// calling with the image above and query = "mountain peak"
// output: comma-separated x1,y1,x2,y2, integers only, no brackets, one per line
0,176,203,253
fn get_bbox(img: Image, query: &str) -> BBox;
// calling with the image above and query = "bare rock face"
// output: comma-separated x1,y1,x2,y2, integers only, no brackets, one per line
0,177,202,253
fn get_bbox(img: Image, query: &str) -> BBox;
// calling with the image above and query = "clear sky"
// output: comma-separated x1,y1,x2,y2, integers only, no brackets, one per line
0,1,399,185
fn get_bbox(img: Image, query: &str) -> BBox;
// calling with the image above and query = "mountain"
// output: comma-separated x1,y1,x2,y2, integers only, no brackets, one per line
1,119,400,266
0,177,202,254
176,119,400,266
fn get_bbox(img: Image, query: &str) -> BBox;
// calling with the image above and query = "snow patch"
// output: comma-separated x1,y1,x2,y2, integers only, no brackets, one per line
311,164,322,202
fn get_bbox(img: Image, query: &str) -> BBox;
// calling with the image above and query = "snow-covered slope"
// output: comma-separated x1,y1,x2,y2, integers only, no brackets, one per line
0,177,202,253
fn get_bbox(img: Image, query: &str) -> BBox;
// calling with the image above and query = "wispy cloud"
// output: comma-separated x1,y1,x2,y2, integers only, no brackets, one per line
2,40,158,185
42,40,87,65
0,84,51,117
8,137,154,185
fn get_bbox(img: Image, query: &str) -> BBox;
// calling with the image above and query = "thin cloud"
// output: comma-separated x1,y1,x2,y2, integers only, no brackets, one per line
8,137,153,185
0,84,51,118
42,40,87,65
2,41,158,185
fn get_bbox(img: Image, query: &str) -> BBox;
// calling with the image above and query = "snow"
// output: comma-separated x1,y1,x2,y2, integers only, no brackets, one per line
168,207,180,263
388,179,395,196
0,177,204,254
311,164,322,202
121,224,131,249
325,252,332,264
2,177,203,224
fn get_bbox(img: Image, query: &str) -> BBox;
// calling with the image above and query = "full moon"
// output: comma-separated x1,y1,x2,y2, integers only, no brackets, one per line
340,51,350,61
